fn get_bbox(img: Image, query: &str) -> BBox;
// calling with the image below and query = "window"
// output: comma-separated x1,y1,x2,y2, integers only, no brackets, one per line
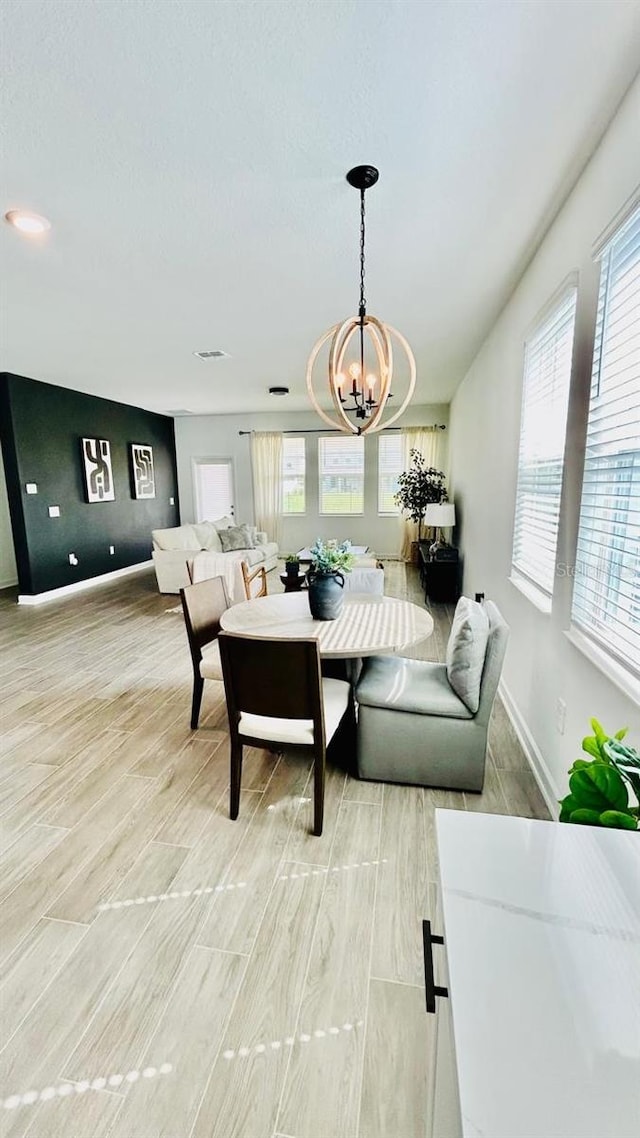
571,204,640,677
282,437,305,514
319,436,364,514
512,284,578,600
193,459,233,521
378,433,403,514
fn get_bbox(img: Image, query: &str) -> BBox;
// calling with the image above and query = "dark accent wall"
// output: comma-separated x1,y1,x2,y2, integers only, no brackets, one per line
0,373,179,595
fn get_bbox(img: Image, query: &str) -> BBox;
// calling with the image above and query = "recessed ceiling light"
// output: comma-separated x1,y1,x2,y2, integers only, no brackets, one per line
193,349,230,361
269,386,289,396
4,210,51,235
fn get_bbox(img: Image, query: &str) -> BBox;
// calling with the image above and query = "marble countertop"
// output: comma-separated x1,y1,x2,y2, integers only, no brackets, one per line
435,810,640,1138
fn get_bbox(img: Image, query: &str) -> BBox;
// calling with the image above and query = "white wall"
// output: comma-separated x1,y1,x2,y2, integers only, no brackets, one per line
449,77,640,805
174,404,449,558
0,441,18,589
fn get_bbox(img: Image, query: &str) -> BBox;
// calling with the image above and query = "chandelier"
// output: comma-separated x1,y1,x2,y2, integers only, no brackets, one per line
306,165,416,435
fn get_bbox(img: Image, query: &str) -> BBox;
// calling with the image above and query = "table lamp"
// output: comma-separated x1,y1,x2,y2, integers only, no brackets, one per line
425,502,456,555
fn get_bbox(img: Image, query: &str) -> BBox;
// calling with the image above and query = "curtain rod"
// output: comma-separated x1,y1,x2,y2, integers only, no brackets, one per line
238,425,446,436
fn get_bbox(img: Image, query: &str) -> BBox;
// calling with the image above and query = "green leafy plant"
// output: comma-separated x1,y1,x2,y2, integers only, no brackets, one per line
559,719,639,831
284,553,299,564
394,449,447,541
309,539,355,576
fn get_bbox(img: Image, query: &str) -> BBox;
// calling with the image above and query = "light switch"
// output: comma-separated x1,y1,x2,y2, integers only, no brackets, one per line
169,496,175,506
26,482,38,494
48,505,61,518
109,545,115,555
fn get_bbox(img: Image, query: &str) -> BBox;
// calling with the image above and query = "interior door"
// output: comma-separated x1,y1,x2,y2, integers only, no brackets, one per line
193,458,234,522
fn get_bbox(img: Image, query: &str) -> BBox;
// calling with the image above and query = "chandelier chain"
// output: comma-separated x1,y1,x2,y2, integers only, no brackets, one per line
359,188,366,318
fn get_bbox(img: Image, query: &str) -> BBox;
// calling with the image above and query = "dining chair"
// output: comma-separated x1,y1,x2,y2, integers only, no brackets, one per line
218,632,351,836
241,559,268,600
180,576,230,729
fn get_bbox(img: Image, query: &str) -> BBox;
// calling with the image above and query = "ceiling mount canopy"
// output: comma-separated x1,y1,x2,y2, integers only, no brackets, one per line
306,164,416,435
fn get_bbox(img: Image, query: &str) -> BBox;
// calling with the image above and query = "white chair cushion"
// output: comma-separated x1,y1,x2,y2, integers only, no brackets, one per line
238,678,350,746
199,641,223,680
446,597,489,713
152,524,201,551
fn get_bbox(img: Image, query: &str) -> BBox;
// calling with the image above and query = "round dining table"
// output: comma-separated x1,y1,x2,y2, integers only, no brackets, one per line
219,591,433,659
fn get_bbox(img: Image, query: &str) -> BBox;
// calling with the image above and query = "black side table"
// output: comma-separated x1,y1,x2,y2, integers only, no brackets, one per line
280,572,307,593
424,557,460,603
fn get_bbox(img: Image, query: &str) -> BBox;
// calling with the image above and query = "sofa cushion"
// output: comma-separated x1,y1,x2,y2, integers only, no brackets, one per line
192,522,223,552
244,547,264,566
356,655,473,719
213,516,235,531
258,541,279,561
219,524,255,552
446,597,489,713
152,524,201,552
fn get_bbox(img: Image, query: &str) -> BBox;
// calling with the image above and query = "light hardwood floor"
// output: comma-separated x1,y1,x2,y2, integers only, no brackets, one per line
0,564,548,1138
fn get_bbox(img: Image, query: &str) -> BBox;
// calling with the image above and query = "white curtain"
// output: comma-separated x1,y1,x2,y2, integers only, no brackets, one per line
250,431,283,547
399,426,447,561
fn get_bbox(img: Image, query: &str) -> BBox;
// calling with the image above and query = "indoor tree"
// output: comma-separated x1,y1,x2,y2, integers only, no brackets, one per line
394,448,448,542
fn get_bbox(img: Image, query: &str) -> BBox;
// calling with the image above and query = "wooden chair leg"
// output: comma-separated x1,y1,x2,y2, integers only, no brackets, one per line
313,746,325,837
191,675,205,729
230,740,243,820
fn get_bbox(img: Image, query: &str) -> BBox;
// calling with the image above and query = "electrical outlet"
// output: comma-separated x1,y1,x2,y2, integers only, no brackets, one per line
68,553,79,566
48,505,61,518
556,698,567,736
25,482,38,494
109,545,115,555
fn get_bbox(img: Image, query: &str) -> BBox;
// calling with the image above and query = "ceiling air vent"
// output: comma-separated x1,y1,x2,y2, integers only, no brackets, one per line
193,349,230,361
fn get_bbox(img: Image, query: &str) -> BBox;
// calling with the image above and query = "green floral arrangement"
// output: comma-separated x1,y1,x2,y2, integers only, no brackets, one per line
309,539,355,576
559,719,639,831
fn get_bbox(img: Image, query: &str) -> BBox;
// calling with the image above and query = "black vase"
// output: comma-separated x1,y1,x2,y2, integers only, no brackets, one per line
308,571,345,621
285,560,300,577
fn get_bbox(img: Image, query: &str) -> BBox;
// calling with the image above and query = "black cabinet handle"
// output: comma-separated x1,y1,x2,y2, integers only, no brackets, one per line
423,919,449,1013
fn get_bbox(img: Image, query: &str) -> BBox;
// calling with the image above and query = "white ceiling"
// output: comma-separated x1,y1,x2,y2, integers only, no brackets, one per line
2,0,640,417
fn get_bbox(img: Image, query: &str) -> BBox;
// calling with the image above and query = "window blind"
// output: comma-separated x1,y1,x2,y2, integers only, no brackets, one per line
512,285,578,597
282,437,306,514
571,204,640,676
319,436,364,514
193,460,233,521
378,434,403,514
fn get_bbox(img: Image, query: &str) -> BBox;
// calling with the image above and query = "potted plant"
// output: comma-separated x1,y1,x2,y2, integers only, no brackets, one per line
307,538,355,621
284,553,300,577
394,449,448,561
559,718,639,830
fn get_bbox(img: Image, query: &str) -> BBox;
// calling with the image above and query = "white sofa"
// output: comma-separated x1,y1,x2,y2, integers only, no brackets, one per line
151,519,279,598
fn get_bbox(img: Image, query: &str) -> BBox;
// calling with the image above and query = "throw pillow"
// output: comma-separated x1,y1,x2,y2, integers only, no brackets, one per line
446,597,490,714
218,524,255,552
192,522,223,552
152,525,201,552
213,516,235,531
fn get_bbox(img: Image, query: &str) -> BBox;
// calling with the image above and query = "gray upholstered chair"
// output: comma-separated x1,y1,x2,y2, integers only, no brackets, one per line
355,600,509,791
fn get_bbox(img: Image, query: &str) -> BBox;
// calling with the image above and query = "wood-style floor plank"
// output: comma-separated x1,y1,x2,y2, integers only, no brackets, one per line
190,860,326,1138
358,978,433,1138
106,946,247,1138
0,843,189,1138
0,918,87,1050
371,784,431,986
276,800,381,1138
20,1088,125,1138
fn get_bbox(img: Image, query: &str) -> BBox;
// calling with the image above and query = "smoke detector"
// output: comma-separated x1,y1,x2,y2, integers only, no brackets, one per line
269,386,289,396
193,349,230,361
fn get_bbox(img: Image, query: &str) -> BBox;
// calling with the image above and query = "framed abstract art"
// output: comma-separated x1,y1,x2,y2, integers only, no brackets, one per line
81,437,115,502
130,443,155,499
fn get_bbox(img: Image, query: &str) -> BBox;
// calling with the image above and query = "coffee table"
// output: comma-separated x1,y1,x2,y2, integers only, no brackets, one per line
220,592,433,659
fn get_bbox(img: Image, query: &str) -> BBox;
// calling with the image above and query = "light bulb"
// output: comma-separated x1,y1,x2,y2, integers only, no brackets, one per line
335,372,345,391
348,361,361,381
366,373,376,391
5,210,51,235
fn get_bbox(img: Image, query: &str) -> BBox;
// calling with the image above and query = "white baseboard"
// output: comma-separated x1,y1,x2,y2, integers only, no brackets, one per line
498,680,560,820
18,560,154,606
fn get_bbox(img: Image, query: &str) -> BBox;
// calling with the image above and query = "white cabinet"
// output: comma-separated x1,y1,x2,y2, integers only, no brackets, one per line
434,811,640,1138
